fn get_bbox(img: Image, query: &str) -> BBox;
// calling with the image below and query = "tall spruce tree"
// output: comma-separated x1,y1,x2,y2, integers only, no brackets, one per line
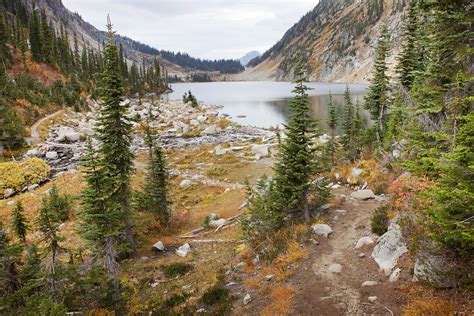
28,1,42,63
395,0,420,90
326,93,338,166
272,54,320,222
341,86,354,159
11,202,28,244
95,16,135,254
364,25,391,144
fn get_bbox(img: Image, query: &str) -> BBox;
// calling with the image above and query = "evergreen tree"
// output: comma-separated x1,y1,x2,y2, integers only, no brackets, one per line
0,222,21,309
341,86,354,158
11,202,28,244
364,25,391,144
0,13,11,62
95,16,135,254
272,54,321,222
326,93,338,165
28,1,42,62
384,88,407,148
139,117,171,225
395,0,420,90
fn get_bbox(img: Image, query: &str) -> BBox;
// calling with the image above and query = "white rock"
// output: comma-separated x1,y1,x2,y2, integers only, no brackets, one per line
153,241,165,251
389,267,401,283
7,200,15,206
311,224,333,238
176,243,191,257
264,275,274,281
26,148,40,157
361,281,378,287
27,184,39,191
331,184,341,189
355,236,375,249
243,294,252,305
392,149,401,159
190,119,200,127
351,189,376,200
251,144,270,158
368,296,377,303
197,115,208,122
210,218,226,227
55,126,80,142
45,151,58,160
351,168,363,177
371,220,408,275
335,209,347,215
328,263,342,273
180,180,192,188
202,125,218,135
214,146,228,156
359,253,366,258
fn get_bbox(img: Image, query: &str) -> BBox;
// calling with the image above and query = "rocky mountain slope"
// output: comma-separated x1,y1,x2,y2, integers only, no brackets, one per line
236,0,408,83
20,0,242,78
239,51,261,66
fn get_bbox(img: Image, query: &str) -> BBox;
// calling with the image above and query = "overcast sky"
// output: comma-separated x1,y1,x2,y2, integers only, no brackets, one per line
62,0,318,60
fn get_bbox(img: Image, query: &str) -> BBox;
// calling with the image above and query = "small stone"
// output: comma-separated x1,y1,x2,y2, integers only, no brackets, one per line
368,296,377,303
355,236,375,249
359,253,366,258
7,200,15,206
328,263,342,273
351,189,376,200
153,241,165,251
180,179,192,188
264,275,274,281
361,281,378,287
28,184,39,191
335,209,347,215
243,294,252,305
176,243,191,257
4,188,15,198
46,151,58,160
389,267,401,283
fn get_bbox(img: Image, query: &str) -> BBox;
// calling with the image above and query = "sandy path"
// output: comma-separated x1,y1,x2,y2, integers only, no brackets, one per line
25,110,63,145
287,188,405,315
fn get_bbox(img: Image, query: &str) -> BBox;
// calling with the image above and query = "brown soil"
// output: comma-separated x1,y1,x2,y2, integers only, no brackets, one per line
258,188,406,315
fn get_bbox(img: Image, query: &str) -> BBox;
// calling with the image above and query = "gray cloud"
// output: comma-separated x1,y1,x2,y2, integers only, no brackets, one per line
62,0,318,60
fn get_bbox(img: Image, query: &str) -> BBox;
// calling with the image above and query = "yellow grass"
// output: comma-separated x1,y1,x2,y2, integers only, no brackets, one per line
260,285,296,316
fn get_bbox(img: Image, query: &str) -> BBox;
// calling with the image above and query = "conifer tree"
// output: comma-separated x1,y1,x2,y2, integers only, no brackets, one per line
326,93,338,166
0,222,20,306
139,116,171,225
395,0,420,90
0,14,11,62
341,86,354,157
95,16,135,255
272,54,320,222
28,1,42,62
364,25,391,144
11,202,28,244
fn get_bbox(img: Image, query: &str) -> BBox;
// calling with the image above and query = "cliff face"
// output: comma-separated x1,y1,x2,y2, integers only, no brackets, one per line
236,0,408,83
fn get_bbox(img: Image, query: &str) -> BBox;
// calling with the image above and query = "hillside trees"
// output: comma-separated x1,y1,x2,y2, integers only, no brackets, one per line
364,25,391,144
326,93,338,165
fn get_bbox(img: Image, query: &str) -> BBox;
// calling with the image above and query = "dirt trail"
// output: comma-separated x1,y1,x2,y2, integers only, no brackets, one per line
287,188,405,315
25,110,63,145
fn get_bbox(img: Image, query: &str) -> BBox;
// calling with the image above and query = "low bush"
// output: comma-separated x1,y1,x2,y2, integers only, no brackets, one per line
198,282,232,314
0,158,50,193
161,262,193,278
371,204,390,236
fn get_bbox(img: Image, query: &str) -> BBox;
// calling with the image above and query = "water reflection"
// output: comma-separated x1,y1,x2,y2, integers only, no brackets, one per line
164,81,369,131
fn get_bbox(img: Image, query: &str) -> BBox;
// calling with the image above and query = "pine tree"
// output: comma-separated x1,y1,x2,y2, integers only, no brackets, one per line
95,16,135,255
272,54,321,222
28,1,42,63
326,93,338,166
0,222,21,307
341,86,354,158
364,25,391,144
395,0,420,90
11,202,28,244
384,88,407,148
0,13,11,62
139,116,171,225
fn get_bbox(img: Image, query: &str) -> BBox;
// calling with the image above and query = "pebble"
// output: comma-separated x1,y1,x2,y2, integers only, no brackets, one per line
243,293,252,305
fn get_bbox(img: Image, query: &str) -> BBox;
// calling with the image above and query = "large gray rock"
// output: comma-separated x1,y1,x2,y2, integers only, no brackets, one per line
176,243,191,257
413,252,456,288
55,126,80,143
371,220,408,275
251,144,270,158
202,125,218,135
351,189,376,200
45,151,58,160
153,241,165,251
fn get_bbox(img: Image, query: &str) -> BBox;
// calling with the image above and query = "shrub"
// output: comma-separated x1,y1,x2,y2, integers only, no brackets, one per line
0,158,50,192
198,282,232,314
371,204,390,236
42,185,72,222
161,262,193,278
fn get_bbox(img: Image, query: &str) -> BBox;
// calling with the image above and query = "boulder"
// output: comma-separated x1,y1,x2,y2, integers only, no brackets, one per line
176,243,191,257
46,151,58,160
311,224,333,238
351,189,375,200
371,220,408,275
202,125,218,135
55,126,80,143
413,252,456,288
328,263,342,273
180,180,192,188
355,236,375,249
153,241,165,251
251,144,270,158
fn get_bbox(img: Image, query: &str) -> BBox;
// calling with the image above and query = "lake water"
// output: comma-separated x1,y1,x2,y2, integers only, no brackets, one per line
164,81,369,130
